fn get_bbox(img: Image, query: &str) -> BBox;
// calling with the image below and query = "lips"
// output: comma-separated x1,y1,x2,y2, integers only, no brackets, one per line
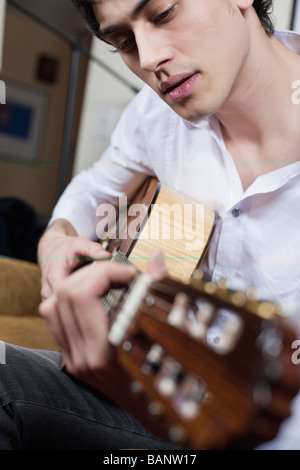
160,73,194,93
160,73,199,100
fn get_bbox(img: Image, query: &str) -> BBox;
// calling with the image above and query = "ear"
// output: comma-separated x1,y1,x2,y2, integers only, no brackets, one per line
237,0,254,10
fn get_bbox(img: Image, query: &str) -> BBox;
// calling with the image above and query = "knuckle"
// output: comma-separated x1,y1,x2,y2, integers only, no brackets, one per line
54,281,69,302
70,356,88,377
86,355,101,373
40,285,51,300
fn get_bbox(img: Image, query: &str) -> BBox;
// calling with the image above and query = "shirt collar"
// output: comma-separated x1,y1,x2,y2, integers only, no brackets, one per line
274,29,300,53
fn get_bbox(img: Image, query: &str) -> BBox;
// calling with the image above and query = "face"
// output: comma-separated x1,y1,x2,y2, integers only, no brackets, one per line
93,0,252,122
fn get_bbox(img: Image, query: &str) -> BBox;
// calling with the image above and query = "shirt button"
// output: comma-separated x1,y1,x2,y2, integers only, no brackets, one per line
232,208,240,218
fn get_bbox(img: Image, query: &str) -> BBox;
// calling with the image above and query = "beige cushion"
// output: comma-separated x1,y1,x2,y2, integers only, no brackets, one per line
0,315,58,350
0,258,58,350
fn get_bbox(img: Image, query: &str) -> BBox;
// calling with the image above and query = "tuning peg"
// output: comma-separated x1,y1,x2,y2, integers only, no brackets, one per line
145,295,156,308
217,277,228,289
203,282,217,295
122,340,133,352
191,269,204,282
230,291,247,307
168,426,186,443
147,401,164,417
257,302,276,320
142,344,164,375
130,381,144,396
246,286,260,301
168,292,189,327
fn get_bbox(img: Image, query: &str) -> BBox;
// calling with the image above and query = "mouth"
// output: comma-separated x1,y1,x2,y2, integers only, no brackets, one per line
160,73,200,100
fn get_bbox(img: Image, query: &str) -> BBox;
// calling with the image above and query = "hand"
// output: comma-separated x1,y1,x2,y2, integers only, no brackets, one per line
39,261,137,376
39,254,188,444
38,219,110,300
39,252,168,387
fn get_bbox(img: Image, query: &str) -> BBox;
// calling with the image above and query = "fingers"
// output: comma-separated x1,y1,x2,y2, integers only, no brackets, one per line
40,264,66,300
146,250,169,280
63,238,110,272
39,250,166,377
39,238,110,300
39,261,136,371
39,292,72,358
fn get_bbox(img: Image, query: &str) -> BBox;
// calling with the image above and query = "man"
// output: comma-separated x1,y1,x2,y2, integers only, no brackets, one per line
1,0,300,449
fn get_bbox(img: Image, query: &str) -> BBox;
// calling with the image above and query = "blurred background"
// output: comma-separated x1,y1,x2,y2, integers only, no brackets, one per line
0,0,298,262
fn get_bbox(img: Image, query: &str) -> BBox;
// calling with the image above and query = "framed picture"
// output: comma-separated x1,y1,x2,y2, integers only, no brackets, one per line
0,79,47,163
292,0,300,31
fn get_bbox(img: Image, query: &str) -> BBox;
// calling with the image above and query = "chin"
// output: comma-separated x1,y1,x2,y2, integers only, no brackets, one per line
174,96,225,123
173,106,212,123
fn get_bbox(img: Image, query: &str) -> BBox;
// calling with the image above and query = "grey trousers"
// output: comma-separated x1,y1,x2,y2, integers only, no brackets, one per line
1,342,300,450
0,342,183,450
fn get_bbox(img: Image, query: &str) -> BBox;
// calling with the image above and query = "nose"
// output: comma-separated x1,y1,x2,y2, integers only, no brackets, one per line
135,26,172,72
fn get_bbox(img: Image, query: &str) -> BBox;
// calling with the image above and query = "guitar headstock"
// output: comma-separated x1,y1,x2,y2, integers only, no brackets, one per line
109,271,300,449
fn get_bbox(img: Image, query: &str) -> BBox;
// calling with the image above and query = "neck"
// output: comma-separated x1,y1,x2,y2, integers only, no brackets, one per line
216,29,300,154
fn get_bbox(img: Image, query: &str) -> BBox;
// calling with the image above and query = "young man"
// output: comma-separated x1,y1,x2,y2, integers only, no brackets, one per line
1,0,300,450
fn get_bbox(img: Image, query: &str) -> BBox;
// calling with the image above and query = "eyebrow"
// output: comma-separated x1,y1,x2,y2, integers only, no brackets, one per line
133,0,152,17
99,0,152,38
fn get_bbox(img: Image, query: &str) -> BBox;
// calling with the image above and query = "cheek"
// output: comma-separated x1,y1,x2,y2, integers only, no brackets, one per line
122,55,144,79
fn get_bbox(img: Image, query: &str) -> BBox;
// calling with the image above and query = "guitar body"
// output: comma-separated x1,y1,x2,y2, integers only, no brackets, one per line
104,178,216,282
108,272,300,450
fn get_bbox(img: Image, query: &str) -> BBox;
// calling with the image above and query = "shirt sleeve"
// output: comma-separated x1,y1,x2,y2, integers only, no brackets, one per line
48,88,156,240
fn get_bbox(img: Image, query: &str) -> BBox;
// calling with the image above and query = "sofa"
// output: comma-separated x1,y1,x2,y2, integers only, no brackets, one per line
0,257,58,350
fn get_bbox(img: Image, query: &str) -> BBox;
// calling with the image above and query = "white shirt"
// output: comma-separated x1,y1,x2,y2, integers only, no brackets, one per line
50,29,300,449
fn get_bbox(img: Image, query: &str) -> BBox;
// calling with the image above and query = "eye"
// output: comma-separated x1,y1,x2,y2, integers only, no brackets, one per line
109,36,136,54
153,5,177,24
117,37,136,53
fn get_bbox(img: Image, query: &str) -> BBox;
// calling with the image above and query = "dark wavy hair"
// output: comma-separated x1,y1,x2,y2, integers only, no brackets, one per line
71,0,275,38
253,0,274,34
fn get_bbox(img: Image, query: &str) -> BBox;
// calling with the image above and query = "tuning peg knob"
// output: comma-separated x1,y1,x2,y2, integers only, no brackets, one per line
168,426,185,443
191,269,204,282
147,402,164,417
231,291,247,307
130,381,144,396
204,282,217,295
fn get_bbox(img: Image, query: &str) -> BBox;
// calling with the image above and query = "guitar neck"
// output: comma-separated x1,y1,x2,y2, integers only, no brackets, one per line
100,251,142,331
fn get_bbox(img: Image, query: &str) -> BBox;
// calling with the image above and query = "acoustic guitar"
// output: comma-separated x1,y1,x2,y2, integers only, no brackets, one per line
105,270,300,450
100,177,216,283
96,178,300,449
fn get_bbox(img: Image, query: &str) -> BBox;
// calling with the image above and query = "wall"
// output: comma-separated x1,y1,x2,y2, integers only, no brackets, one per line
0,5,88,217
273,0,294,29
73,39,143,175
293,0,300,31
73,0,297,176
0,0,5,70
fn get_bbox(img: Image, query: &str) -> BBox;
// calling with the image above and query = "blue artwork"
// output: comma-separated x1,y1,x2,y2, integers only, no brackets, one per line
0,100,33,139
